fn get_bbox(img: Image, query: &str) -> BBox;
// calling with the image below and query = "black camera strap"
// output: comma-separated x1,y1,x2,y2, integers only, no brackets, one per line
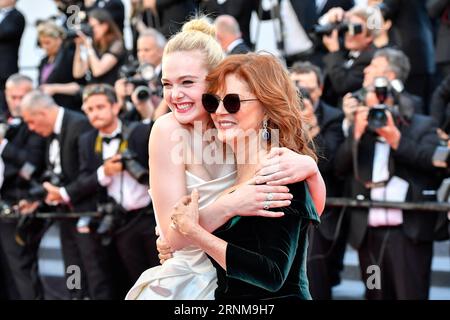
352,133,394,189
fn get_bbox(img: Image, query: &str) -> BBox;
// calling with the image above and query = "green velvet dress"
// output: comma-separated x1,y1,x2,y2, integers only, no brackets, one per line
211,181,320,300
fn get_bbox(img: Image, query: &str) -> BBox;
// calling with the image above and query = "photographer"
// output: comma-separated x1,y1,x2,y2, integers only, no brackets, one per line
37,20,83,112
0,74,46,300
77,84,158,293
380,0,435,107
20,90,116,299
319,6,377,107
72,8,125,86
115,28,165,123
335,48,442,299
290,61,346,300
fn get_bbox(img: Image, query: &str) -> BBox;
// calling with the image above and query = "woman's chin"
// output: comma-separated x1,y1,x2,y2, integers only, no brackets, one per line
217,130,238,145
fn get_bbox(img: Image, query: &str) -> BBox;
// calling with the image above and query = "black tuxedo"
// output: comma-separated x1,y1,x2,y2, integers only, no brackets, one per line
335,114,441,247
201,0,259,47
43,109,115,300
0,8,25,113
334,112,441,299
287,0,354,33
430,74,450,131
140,0,196,39
46,109,91,204
38,43,83,112
307,101,348,299
77,121,158,292
76,122,151,207
382,0,436,105
322,44,376,106
427,0,450,76
1,122,46,202
0,121,46,300
229,41,251,55
311,101,346,239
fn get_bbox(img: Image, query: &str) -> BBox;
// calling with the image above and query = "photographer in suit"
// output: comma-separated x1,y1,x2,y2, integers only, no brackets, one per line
319,5,377,107
290,62,346,300
335,48,442,299
77,83,158,292
0,0,25,113
20,90,115,299
214,15,251,55
115,28,165,123
0,74,46,300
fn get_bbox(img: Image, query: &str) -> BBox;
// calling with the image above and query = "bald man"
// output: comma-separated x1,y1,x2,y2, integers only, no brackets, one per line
214,14,251,55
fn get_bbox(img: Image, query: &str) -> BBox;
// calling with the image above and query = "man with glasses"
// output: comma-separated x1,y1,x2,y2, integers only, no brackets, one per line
319,5,377,107
334,48,442,299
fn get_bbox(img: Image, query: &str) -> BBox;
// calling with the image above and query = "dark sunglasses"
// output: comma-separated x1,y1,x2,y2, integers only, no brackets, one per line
202,93,258,114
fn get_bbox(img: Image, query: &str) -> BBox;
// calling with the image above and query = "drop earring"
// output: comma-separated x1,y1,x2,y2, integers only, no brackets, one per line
261,119,270,141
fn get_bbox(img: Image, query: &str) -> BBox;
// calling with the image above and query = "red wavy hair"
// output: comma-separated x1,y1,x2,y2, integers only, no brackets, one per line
206,53,316,161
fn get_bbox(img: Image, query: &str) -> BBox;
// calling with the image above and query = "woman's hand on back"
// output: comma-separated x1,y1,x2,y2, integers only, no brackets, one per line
254,147,319,186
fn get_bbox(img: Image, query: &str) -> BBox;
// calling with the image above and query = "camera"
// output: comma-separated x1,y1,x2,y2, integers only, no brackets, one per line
310,22,363,37
120,62,161,101
297,86,312,102
432,144,450,169
121,149,149,184
96,200,127,245
65,22,93,40
27,169,64,201
367,77,390,131
0,201,19,219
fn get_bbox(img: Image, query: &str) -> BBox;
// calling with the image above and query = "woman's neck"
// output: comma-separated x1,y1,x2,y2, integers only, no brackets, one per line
231,135,268,184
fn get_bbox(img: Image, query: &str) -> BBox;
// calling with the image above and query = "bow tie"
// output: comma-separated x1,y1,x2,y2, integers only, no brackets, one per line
49,133,60,142
102,133,121,144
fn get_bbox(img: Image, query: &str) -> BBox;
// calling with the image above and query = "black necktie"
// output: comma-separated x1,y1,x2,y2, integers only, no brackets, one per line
102,133,121,144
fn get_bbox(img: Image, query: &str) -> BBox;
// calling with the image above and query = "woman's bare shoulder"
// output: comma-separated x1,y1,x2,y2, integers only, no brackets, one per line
152,112,188,132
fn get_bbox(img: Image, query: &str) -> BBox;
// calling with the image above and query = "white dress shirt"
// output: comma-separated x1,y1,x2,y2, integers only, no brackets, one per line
226,38,245,54
48,107,64,176
96,121,151,211
368,140,408,227
0,6,13,24
0,139,9,189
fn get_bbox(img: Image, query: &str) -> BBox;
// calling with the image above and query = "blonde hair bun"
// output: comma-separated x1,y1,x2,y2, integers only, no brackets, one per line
182,17,216,38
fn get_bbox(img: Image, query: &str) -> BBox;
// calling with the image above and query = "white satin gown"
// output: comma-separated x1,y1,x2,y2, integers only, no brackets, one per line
125,169,237,300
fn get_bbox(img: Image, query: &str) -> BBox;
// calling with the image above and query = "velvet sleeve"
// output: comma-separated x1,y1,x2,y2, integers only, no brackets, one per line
224,183,318,292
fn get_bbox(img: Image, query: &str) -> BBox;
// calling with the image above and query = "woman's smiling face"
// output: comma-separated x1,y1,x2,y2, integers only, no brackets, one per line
162,50,211,126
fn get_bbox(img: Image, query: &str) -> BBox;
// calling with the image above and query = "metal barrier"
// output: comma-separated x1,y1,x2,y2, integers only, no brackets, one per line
326,197,450,212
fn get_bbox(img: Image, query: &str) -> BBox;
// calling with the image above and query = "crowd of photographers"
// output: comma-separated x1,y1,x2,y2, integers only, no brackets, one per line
0,0,449,300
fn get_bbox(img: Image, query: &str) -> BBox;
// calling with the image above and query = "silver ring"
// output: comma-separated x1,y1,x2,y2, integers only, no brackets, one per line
170,221,177,229
263,201,270,210
266,193,274,201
